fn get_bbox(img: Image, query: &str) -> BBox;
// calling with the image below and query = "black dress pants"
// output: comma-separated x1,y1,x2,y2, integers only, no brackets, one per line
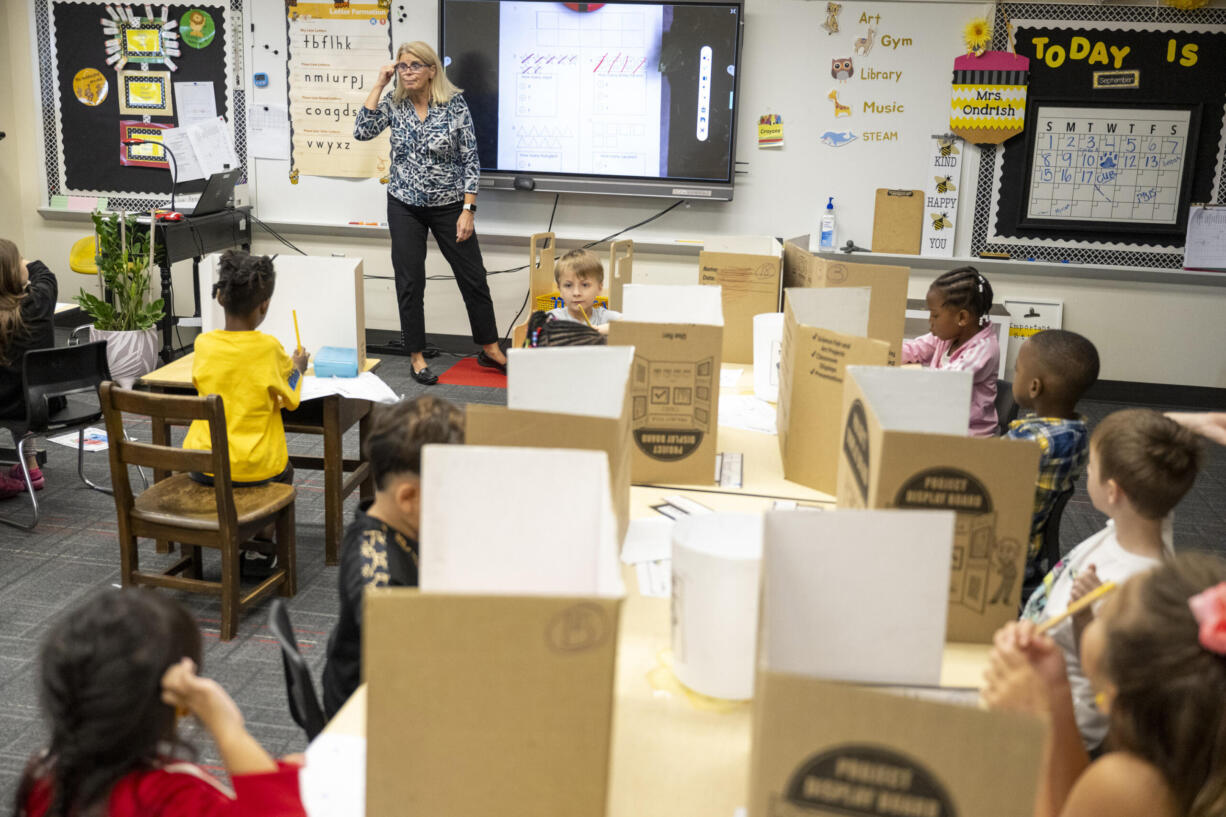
387,195,499,354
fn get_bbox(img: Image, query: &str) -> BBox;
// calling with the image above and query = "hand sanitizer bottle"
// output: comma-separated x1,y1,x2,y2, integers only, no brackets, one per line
819,197,837,251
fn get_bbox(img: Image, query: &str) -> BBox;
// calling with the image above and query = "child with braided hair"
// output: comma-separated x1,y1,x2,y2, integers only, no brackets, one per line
903,266,1000,437
182,251,309,574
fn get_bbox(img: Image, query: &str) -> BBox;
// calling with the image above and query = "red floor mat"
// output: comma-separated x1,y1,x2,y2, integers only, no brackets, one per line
435,356,507,388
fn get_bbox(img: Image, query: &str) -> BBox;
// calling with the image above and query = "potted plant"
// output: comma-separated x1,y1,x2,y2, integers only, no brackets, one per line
76,211,165,388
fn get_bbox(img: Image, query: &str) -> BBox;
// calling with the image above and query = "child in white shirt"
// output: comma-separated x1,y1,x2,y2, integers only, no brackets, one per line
547,249,621,335
1022,408,1201,751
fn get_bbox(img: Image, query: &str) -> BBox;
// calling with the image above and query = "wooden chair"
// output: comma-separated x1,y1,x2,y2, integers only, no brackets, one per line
99,382,297,640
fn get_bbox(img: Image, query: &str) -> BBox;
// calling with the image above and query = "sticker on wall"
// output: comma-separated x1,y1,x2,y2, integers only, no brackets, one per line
73,68,109,106
180,9,216,49
831,57,853,82
758,113,784,148
821,2,842,35
853,27,876,56
820,130,857,147
827,89,852,118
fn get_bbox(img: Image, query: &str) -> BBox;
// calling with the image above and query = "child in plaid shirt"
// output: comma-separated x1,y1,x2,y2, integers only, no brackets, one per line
1006,330,1100,599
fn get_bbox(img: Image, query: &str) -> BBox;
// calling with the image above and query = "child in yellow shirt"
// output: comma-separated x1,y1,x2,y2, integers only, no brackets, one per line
183,251,308,573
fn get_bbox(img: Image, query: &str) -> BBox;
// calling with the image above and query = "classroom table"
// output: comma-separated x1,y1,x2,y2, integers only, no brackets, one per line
315,486,992,817
136,354,381,564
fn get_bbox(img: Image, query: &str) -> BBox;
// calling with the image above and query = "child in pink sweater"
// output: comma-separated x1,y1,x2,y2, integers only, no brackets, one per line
903,266,1000,437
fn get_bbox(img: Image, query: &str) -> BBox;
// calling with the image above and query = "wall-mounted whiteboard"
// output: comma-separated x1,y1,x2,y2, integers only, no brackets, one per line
243,0,979,247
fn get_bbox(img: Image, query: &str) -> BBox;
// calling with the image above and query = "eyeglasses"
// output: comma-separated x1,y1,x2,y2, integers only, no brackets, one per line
396,61,431,73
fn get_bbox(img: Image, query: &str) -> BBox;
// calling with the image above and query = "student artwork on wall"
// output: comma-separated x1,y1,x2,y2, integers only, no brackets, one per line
971,3,1226,269
34,0,241,211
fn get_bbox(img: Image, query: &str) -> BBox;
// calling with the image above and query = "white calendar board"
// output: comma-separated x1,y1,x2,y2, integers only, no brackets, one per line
1026,106,1191,226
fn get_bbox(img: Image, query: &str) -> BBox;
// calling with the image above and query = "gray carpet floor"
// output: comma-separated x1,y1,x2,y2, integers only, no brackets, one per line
1,349,1223,801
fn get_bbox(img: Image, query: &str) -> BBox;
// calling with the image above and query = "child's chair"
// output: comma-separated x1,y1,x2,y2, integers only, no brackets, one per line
99,382,297,640
68,235,104,299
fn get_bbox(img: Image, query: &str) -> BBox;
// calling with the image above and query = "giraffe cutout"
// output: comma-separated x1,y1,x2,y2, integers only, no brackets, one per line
827,89,852,118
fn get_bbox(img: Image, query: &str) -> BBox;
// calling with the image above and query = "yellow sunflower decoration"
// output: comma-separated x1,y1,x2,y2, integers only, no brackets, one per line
1162,0,1208,9
964,17,992,56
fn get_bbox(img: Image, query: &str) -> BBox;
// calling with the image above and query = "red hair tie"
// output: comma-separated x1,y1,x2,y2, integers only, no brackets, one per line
1188,581,1226,655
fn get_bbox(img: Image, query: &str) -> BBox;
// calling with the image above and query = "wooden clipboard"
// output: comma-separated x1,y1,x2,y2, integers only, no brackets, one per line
872,188,924,255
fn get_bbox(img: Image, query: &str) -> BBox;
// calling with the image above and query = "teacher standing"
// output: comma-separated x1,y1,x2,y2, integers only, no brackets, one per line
355,41,507,385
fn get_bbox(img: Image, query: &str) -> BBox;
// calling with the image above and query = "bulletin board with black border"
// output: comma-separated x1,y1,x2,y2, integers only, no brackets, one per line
33,0,245,211
971,4,1226,269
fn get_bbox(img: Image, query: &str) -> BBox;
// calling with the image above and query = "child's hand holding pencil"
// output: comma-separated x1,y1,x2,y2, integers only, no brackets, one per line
291,309,310,373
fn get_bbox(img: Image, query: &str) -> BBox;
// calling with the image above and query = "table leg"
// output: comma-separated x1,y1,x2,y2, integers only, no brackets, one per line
323,396,343,565
359,405,374,504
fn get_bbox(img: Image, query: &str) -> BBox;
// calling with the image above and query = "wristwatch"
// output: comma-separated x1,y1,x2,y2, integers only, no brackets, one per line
462,202,477,213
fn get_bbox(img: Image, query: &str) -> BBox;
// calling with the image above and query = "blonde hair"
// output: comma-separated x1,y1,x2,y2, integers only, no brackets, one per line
392,41,462,107
554,249,604,286
0,239,28,366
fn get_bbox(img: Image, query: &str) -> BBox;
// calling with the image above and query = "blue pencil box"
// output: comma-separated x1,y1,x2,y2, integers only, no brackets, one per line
313,346,360,378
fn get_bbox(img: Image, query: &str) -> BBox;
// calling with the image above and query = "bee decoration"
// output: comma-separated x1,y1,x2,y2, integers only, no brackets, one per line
930,212,953,230
935,176,956,194
937,136,961,157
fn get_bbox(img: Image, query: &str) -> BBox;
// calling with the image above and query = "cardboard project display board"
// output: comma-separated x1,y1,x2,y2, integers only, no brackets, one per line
748,509,1045,817
200,254,366,366
836,367,1042,643
698,236,783,364
781,240,910,365
777,288,891,496
608,284,724,484
366,446,622,817
466,346,634,542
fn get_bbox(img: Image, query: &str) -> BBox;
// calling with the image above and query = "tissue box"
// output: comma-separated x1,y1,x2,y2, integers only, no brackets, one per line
313,346,359,378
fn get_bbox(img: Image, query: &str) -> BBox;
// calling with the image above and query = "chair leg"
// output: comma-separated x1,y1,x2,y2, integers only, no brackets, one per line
0,436,40,531
276,503,298,598
77,428,113,495
220,538,240,641
118,532,139,584
180,542,204,580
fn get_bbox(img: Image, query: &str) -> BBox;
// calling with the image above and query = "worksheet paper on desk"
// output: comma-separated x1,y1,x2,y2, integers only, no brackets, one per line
300,372,399,403
621,517,673,564
719,367,744,388
299,733,365,817
718,394,777,434
248,104,291,160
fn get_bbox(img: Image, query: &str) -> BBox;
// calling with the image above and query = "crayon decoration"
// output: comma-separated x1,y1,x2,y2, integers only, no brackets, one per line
758,114,784,149
564,3,606,10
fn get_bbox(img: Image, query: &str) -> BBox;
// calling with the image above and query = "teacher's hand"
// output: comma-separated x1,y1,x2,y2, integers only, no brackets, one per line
457,209,475,243
375,62,397,88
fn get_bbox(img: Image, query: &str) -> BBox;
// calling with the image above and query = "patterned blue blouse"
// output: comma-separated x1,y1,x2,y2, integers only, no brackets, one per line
353,92,481,207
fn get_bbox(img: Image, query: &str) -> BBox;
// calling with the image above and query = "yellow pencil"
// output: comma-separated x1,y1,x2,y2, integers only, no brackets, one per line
1037,581,1117,634
292,309,302,351
578,304,592,327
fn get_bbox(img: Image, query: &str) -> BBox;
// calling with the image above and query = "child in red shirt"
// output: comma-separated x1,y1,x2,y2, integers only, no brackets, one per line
14,589,305,817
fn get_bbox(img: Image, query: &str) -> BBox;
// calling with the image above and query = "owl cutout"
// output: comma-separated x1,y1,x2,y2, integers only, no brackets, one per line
832,57,854,82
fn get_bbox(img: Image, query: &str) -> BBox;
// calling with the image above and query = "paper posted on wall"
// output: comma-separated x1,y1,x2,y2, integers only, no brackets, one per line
161,116,238,182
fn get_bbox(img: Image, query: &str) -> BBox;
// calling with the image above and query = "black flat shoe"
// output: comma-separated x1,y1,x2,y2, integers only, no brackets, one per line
477,351,507,373
411,365,439,385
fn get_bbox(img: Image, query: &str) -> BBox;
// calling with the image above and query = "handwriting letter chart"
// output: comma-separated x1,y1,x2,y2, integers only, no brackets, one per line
1027,107,1191,225
497,2,663,176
